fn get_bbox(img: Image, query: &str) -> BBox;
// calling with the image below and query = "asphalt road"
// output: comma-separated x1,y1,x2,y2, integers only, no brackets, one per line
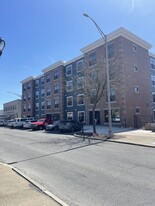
0,127,155,206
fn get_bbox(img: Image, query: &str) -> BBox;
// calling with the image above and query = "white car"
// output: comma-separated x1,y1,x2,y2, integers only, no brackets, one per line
23,120,36,129
12,118,29,128
7,119,15,127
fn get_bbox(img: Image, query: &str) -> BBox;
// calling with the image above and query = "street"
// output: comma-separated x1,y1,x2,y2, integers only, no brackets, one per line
0,127,155,206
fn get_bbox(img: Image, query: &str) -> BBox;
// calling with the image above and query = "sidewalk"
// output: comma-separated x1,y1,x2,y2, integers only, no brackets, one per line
0,163,61,206
83,125,155,148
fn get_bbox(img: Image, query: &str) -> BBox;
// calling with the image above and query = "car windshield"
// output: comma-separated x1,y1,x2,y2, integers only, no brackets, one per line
37,119,44,122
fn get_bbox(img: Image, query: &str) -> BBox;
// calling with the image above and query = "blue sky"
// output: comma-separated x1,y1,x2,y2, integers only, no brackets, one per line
0,0,155,109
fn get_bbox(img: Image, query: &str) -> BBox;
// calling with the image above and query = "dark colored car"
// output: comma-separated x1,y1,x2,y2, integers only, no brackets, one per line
45,120,60,132
59,120,82,133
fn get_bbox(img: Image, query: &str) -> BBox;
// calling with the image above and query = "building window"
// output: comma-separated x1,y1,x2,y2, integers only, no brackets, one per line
109,66,115,80
54,83,59,94
67,112,73,120
132,45,137,52
27,83,31,90
106,88,116,102
41,102,45,110
153,110,155,121
108,43,114,58
54,97,59,108
46,73,51,83
133,65,138,72
41,89,44,98
23,104,26,112
41,77,44,85
23,95,26,102
104,109,120,123
23,84,26,91
66,80,73,92
27,104,30,111
35,103,39,111
150,58,155,70
54,69,59,80
47,100,51,109
35,91,39,99
135,107,140,114
134,86,139,93
67,96,73,107
28,93,31,101
90,89,97,104
35,79,39,88
76,60,83,73
66,65,72,76
151,75,155,86
89,51,97,66
77,77,84,89
78,111,85,123
77,94,84,105
152,92,155,103
46,87,51,96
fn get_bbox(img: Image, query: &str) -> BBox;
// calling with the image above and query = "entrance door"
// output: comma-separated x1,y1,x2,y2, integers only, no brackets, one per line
89,111,100,125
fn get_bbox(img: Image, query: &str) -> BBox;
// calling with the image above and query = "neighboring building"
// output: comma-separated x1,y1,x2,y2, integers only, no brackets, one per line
149,53,155,122
21,27,154,128
3,99,22,119
21,76,35,118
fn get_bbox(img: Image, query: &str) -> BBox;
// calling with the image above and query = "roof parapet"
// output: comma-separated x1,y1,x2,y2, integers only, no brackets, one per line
42,60,65,73
80,27,152,53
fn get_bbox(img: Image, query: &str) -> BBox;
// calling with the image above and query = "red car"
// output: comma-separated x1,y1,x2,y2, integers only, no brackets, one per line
31,118,52,130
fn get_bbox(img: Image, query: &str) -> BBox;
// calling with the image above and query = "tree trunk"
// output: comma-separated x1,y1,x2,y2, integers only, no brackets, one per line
92,106,97,134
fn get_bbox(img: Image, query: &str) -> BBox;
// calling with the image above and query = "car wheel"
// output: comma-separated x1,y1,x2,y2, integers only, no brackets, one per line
39,126,43,130
54,126,58,131
71,127,75,133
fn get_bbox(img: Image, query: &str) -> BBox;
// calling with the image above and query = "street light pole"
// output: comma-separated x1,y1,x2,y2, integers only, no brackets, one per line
83,13,112,137
0,37,6,57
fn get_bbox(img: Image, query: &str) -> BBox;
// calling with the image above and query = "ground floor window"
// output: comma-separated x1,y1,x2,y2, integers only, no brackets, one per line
78,111,85,123
153,110,155,121
53,113,60,121
67,112,73,120
104,109,120,123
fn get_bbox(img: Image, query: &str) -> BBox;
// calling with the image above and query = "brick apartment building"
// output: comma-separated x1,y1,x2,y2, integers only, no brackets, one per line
21,27,155,128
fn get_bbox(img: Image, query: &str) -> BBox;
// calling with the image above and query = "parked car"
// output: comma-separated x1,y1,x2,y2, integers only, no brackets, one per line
31,118,52,130
23,120,37,129
12,118,29,128
0,120,5,126
7,119,15,127
45,120,60,132
59,120,82,133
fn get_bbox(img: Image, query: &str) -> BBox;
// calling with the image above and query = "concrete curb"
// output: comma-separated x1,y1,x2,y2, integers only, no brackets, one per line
74,133,155,148
12,167,69,206
107,139,155,149
0,162,69,206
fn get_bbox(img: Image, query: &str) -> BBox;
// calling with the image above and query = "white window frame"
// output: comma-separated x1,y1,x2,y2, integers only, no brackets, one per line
54,97,59,108
151,75,155,86
67,96,73,107
66,65,72,76
134,86,139,93
77,77,84,89
78,111,85,123
133,65,138,72
77,94,84,106
67,112,73,120
76,60,83,73
66,80,73,92
35,103,39,111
